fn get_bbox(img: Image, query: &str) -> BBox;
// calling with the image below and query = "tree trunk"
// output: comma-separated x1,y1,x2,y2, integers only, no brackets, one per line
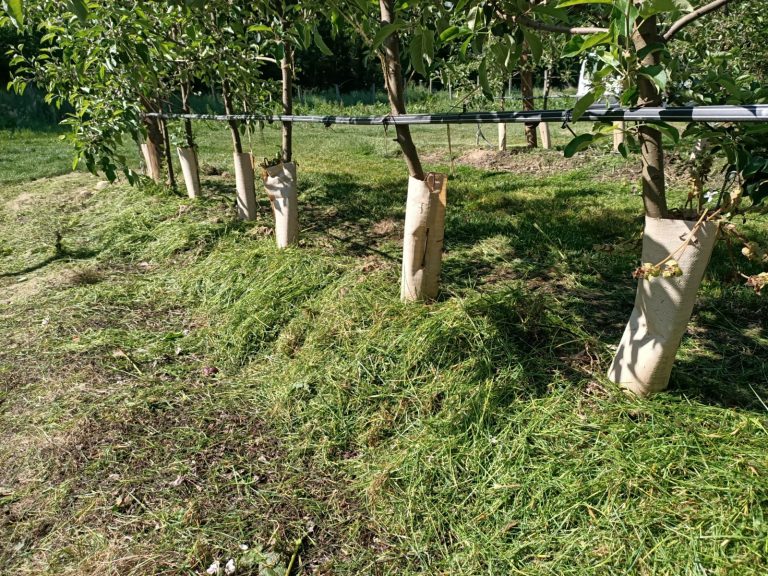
281,43,293,163
378,0,424,180
160,113,176,190
498,87,507,151
178,82,201,199
521,57,537,148
141,97,165,183
539,68,552,149
632,16,668,219
221,80,243,154
180,82,195,149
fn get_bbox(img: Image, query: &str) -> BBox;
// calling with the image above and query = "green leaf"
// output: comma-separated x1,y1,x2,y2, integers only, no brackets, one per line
3,0,23,27
439,25,461,42
467,6,482,31
617,142,629,158
410,34,427,77
478,58,492,99
521,28,542,64
532,4,569,21
557,0,612,7
636,42,667,61
313,28,333,56
580,31,612,52
638,64,668,92
564,133,596,158
571,91,596,122
422,30,434,63
70,0,88,22
371,21,407,52
459,35,472,58
247,25,273,33
647,121,679,144
561,35,585,58
639,0,692,17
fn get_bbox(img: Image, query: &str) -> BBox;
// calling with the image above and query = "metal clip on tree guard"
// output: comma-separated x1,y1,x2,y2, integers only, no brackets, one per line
145,105,768,126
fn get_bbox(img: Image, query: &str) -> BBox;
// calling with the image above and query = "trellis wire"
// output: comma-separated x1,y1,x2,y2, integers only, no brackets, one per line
146,104,768,126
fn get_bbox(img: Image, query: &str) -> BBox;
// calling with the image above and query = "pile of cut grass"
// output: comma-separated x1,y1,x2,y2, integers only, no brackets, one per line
1,126,766,575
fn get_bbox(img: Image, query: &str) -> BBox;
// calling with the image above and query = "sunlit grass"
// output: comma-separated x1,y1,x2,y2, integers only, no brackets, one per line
0,116,766,575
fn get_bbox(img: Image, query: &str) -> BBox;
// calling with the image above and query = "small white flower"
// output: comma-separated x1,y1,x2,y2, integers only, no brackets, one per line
206,560,221,575
224,558,236,575
704,189,718,203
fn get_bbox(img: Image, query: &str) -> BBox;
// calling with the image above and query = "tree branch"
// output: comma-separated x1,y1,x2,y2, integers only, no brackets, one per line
663,0,733,41
495,10,608,35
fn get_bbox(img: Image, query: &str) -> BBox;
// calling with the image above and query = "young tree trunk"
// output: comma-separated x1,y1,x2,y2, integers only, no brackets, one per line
141,98,165,182
539,67,552,149
281,44,293,163
378,0,424,180
380,0,445,302
498,86,507,151
180,82,195,149
178,82,201,198
521,58,537,148
632,16,668,219
264,32,299,247
221,80,243,154
160,114,176,190
222,81,255,219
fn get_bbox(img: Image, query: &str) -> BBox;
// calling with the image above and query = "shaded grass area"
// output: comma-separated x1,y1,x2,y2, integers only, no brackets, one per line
0,126,767,575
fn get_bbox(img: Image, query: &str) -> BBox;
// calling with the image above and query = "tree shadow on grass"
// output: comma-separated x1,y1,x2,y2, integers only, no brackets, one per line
668,296,768,411
0,247,98,278
284,167,766,413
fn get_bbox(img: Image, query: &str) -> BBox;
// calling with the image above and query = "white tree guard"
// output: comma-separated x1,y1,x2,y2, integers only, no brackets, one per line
262,161,299,248
141,142,162,182
613,122,626,152
401,173,448,302
233,152,257,220
177,147,201,199
539,123,552,149
498,123,507,151
608,217,719,396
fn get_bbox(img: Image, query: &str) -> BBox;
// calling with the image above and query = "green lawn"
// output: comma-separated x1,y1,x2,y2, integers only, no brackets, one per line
1,121,766,575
